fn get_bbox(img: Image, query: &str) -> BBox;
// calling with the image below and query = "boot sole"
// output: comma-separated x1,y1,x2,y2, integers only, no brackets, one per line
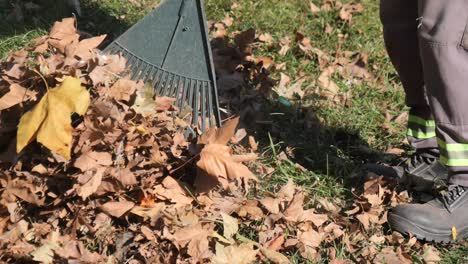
388,213,468,243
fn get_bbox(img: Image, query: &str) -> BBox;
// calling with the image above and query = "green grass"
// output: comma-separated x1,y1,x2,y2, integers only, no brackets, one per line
0,0,466,262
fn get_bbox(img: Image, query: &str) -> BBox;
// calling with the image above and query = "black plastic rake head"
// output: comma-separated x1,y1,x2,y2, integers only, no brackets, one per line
104,0,221,134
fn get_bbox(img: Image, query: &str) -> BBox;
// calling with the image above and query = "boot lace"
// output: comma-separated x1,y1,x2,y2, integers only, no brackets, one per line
442,185,467,205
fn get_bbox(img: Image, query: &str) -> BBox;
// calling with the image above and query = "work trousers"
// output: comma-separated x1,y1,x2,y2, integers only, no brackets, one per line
380,0,468,187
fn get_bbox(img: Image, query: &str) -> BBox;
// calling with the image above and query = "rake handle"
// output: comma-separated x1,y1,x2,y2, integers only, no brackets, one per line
179,0,188,17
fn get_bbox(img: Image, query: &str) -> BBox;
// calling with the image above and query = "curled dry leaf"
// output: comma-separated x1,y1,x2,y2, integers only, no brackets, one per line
48,17,80,53
212,242,258,264
309,2,321,13
100,200,135,218
318,67,340,99
65,35,106,62
89,54,127,85
0,84,37,111
73,151,113,171
422,245,441,264
258,33,274,46
75,167,106,199
222,213,239,241
279,37,291,56
173,223,211,260
108,78,139,102
153,176,193,206
196,144,257,191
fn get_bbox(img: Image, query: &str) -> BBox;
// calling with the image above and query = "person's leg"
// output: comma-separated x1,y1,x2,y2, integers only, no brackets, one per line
418,1,468,187
376,0,446,193
380,0,438,155
389,0,468,242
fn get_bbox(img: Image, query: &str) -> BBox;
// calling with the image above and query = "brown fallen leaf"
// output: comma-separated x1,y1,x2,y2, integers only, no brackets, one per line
309,2,321,13
48,17,80,53
4,64,25,79
130,203,165,223
260,197,280,214
100,200,135,218
373,247,412,264
258,33,274,46
75,167,106,199
299,210,328,227
153,176,193,206
65,35,106,61
196,144,257,191
0,84,37,111
255,56,274,69
73,151,113,171
212,242,258,264
266,234,285,251
279,37,291,56
89,54,127,85
299,229,323,249
108,78,138,102
261,247,290,264
422,245,441,264
318,67,340,99
155,96,176,112
283,192,304,222
173,223,211,260
199,116,240,145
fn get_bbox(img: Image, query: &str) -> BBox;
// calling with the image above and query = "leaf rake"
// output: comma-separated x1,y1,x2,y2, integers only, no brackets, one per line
104,0,221,134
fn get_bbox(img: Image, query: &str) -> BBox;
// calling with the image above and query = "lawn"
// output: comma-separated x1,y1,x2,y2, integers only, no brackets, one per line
0,0,467,263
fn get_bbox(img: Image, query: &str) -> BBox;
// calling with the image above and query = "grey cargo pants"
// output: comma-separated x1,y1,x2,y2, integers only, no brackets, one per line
380,0,468,187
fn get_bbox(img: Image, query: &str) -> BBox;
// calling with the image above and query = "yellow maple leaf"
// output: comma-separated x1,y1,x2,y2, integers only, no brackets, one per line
17,77,90,159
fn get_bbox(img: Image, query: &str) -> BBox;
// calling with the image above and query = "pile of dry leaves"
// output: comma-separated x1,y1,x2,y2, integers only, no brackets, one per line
0,16,447,264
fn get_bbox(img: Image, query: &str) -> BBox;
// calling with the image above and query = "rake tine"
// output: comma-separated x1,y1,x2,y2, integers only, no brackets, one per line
207,82,214,127
170,75,181,97
130,58,143,80
127,54,137,66
193,80,200,129
147,67,156,83
119,46,129,58
126,55,138,74
188,79,196,124
154,71,166,93
201,81,207,132
136,61,150,81
162,73,175,96
180,78,190,110
175,77,185,107
151,68,161,83
105,43,116,53
157,71,171,95
142,65,154,82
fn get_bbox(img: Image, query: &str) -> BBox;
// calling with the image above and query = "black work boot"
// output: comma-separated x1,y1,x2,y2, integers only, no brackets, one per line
364,152,447,193
389,185,468,243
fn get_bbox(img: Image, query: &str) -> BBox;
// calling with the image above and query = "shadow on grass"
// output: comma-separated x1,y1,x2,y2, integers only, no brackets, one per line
243,97,400,196
210,36,402,199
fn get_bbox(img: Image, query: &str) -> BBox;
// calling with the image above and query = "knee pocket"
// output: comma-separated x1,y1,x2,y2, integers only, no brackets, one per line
418,3,468,47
